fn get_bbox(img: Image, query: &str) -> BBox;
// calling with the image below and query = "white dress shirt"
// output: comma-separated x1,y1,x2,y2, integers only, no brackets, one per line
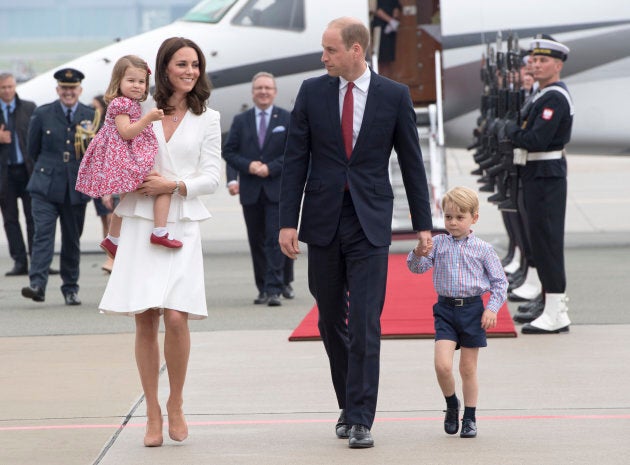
339,66,371,149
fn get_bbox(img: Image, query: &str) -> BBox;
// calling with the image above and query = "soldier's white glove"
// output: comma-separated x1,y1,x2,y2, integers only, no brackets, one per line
384,18,400,34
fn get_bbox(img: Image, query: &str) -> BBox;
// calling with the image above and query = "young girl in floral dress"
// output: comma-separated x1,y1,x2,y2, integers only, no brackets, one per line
76,55,182,258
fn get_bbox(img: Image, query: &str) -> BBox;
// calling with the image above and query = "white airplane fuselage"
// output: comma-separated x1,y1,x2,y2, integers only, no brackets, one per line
16,0,630,153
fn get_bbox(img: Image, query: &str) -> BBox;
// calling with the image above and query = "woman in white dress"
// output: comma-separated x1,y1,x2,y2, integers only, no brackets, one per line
99,37,221,447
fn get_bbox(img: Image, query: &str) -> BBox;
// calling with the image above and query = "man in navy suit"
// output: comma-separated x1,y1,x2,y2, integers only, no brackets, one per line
279,17,433,448
0,72,36,276
21,68,95,305
224,72,292,306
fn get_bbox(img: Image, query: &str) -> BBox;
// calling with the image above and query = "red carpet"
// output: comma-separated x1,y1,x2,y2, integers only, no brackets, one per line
289,254,516,341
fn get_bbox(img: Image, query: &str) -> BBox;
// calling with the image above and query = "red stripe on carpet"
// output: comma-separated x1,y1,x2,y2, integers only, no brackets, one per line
289,254,516,341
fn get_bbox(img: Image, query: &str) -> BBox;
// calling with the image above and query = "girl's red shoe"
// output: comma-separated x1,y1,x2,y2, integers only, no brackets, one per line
150,233,183,249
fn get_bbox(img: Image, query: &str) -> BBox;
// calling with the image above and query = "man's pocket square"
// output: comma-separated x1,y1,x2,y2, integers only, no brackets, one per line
272,126,286,133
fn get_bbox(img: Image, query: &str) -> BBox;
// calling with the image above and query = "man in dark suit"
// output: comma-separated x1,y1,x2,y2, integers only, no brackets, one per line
224,72,293,306
279,17,433,448
21,68,95,305
0,72,36,276
225,162,296,302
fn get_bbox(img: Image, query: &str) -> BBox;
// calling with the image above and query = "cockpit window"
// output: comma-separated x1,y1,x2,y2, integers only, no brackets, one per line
181,0,239,23
232,0,305,31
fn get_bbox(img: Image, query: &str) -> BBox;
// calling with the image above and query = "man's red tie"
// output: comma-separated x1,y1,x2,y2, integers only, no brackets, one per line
341,82,354,158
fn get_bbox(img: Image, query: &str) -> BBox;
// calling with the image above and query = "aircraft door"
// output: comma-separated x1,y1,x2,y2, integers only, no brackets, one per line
371,0,441,105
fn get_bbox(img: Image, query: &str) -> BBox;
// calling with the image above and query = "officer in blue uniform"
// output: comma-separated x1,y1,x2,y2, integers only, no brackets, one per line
21,68,95,305
506,35,574,334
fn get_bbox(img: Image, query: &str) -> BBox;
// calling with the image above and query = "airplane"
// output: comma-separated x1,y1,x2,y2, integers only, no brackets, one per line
15,0,630,155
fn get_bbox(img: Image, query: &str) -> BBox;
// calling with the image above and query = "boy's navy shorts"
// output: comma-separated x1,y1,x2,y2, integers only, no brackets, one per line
433,296,487,349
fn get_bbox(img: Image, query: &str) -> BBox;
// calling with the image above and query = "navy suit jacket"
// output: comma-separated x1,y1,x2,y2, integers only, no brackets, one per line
0,94,36,198
26,100,94,205
223,106,290,205
279,70,433,247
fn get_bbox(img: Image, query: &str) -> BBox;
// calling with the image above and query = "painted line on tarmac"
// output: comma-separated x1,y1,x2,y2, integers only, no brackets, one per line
2,413,630,432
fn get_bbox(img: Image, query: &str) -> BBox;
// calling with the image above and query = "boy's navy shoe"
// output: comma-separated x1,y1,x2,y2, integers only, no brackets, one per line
460,418,477,438
443,401,460,435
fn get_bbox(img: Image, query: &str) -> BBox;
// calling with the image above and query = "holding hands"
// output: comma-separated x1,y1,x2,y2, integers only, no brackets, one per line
413,230,433,257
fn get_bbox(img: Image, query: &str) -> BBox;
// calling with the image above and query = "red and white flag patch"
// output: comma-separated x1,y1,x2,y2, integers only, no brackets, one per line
542,108,554,120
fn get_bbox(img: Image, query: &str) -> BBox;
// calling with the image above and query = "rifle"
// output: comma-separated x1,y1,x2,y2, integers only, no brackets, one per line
469,41,499,179
474,32,523,212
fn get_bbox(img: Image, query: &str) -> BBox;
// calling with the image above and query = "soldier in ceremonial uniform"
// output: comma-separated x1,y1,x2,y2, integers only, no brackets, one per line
21,68,96,305
506,35,574,334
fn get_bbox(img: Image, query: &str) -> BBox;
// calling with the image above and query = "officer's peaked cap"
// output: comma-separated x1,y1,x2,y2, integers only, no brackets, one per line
54,68,85,87
529,34,569,61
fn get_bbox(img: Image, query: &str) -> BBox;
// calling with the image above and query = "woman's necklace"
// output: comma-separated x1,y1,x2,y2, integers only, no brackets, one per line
172,107,186,122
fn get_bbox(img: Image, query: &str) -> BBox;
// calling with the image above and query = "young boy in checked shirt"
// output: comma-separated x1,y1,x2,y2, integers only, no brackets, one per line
407,186,508,438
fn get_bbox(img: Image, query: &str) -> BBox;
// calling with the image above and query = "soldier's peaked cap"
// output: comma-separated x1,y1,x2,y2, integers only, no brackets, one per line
530,34,569,61
53,68,85,87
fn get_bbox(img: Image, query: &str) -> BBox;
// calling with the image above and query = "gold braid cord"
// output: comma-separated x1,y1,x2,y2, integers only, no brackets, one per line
74,108,101,159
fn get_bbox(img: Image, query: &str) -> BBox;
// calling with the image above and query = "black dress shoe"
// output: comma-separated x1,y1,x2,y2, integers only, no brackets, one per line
507,291,534,303
507,272,526,291
48,267,59,275
5,264,28,276
516,295,543,313
460,419,477,438
21,285,45,302
282,284,295,299
521,323,569,334
506,269,524,284
443,401,460,435
335,409,350,439
254,292,268,304
64,292,81,306
513,300,544,323
348,424,374,448
267,294,282,306
500,249,515,267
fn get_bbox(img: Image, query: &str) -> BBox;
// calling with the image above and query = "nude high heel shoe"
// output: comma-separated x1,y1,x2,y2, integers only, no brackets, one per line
167,405,188,442
144,415,164,447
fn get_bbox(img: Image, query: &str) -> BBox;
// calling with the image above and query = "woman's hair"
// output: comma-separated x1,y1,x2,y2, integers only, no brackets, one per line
92,94,107,130
153,37,211,116
103,55,151,104
441,186,479,215
92,94,107,113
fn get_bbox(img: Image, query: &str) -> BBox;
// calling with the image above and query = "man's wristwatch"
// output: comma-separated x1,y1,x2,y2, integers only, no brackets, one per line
172,180,180,195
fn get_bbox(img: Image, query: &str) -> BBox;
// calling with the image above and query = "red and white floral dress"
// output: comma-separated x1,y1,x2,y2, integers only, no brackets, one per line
76,96,157,197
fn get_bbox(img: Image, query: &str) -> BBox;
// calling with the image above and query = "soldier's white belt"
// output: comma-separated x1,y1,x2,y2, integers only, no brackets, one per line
513,149,564,165
527,150,564,161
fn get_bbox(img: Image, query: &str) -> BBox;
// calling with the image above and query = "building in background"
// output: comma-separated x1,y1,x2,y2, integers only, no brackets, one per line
0,0,198,81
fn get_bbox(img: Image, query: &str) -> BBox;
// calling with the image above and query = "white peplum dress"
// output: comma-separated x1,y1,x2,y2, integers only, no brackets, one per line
99,106,222,319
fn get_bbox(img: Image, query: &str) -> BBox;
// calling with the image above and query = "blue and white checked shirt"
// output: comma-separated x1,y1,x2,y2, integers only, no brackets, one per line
407,232,508,313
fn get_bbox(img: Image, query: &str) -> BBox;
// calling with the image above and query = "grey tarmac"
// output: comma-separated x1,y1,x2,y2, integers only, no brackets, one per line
1,150,629,465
